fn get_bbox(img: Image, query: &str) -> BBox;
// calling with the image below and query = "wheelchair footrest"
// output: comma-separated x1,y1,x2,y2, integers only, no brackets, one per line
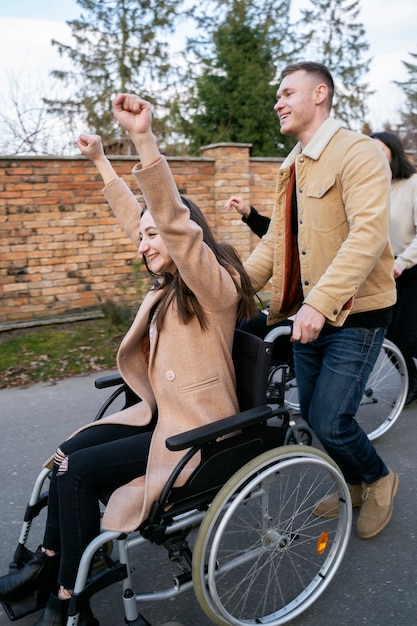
1,589,49,621
125,615,152,625
70,560,128,615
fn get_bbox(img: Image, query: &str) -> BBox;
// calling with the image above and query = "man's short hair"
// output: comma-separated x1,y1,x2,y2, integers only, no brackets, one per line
280,61,334,110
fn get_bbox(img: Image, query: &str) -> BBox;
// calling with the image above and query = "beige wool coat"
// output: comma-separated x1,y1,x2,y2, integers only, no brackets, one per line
48,157,241,533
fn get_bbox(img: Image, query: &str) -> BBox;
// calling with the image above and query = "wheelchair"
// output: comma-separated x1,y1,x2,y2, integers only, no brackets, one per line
1,326,352,626
268,334,408,442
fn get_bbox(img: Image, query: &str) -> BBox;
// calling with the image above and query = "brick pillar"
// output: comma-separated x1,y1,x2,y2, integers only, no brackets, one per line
200,143,253,260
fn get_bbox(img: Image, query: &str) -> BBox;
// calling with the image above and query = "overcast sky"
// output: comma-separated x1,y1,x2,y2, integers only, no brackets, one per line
0,0,416,133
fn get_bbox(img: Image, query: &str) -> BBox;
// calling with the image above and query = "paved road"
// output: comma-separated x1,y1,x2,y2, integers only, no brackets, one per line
1,372,417,626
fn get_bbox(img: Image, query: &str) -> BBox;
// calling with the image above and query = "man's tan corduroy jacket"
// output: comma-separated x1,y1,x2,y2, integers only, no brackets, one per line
244,118,397,326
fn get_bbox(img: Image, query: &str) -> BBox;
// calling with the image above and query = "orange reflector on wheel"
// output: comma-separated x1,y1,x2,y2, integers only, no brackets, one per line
316,532,328,554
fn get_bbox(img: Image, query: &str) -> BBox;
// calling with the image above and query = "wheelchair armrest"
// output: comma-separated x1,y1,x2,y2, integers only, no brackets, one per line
95,373,125,389
166,405,273,451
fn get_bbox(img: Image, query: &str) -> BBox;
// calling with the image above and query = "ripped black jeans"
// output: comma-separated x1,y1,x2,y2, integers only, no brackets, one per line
43,423,153,589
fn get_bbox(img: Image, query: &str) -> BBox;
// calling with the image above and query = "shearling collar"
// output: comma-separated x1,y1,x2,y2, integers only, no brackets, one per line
281,117,345,168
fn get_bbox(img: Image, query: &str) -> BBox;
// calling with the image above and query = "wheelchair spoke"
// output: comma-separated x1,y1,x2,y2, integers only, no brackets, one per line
193,447,351,626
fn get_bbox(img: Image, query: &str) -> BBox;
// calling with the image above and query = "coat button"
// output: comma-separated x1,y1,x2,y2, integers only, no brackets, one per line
166,370,175,381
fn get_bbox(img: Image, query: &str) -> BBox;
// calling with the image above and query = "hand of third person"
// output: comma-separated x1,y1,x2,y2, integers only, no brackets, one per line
224,196,251,219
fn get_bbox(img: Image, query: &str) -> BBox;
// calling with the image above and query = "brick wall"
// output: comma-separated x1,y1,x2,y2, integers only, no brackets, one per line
0,144,282,327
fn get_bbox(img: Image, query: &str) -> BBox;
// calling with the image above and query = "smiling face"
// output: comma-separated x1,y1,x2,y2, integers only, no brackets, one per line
138,210,177,275
274,70,328,147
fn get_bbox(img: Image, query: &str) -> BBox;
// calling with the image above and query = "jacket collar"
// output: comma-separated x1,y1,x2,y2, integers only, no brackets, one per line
281,117,344,168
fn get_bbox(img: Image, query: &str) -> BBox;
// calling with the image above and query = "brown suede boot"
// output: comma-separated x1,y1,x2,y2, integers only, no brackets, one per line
313,483,363,518
356,469,399,539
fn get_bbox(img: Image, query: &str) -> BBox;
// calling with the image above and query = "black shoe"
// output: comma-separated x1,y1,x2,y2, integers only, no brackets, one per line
0,546,59,601
32,593,99,626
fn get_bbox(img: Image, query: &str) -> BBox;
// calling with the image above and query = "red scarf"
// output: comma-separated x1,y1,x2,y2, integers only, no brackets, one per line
280,163,303,314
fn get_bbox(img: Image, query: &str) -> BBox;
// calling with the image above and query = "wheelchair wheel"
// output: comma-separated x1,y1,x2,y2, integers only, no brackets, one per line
270,339,408,442
284,424,313,446
267,364,300,412
283,374,300,411
355,338,408,441
192,445,351,626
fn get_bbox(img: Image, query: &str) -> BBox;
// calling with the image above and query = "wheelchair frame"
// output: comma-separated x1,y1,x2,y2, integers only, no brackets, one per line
268,334,408,442
2,326,352,626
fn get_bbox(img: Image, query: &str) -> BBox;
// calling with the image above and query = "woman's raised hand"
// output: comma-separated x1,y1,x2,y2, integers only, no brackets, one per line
76,133,105,162
112,93,152,136
76,133,118,185
112,93,160,167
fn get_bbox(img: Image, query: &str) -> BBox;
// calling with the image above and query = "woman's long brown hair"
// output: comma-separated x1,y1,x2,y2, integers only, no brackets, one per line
142,196,257,331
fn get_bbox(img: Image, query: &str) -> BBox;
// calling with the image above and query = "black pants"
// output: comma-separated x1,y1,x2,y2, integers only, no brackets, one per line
43,423,153,589
387,264,417,384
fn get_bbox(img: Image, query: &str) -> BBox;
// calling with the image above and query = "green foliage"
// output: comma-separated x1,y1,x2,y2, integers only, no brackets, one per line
14,0,379,155
176,0,297,156
130,258,149,299
293,0,372,129
395,49,417,152
0,318,125,388
44,0,183,151
100,300,135,329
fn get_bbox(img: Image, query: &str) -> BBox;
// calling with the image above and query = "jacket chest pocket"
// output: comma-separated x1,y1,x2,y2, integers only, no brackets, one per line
303,175,347,233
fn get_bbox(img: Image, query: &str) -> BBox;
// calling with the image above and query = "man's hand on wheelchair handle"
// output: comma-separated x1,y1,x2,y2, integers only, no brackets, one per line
291,304,325,344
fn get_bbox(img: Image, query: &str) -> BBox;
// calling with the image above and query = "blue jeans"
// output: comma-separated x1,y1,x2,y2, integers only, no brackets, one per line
292,326,388,485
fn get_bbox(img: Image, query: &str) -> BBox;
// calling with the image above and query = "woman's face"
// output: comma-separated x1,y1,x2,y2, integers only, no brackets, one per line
373,138,392,164
138,210,177,275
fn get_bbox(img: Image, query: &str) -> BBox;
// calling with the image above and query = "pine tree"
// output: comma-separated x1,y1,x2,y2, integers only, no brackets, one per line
294,0,372,129
176,0,298,156
395,49,417,152
44,0,182,152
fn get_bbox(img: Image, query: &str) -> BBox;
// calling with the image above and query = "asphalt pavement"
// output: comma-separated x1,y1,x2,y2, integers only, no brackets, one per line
1,371,417,626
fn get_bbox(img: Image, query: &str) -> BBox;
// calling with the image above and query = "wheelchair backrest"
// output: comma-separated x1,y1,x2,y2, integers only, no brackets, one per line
232,328,273,411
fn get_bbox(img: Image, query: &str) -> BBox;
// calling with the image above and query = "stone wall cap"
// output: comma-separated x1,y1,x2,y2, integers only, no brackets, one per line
201,142,253,151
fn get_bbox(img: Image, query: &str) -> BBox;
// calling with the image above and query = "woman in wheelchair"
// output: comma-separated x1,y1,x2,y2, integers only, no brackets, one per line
0,94,256,626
